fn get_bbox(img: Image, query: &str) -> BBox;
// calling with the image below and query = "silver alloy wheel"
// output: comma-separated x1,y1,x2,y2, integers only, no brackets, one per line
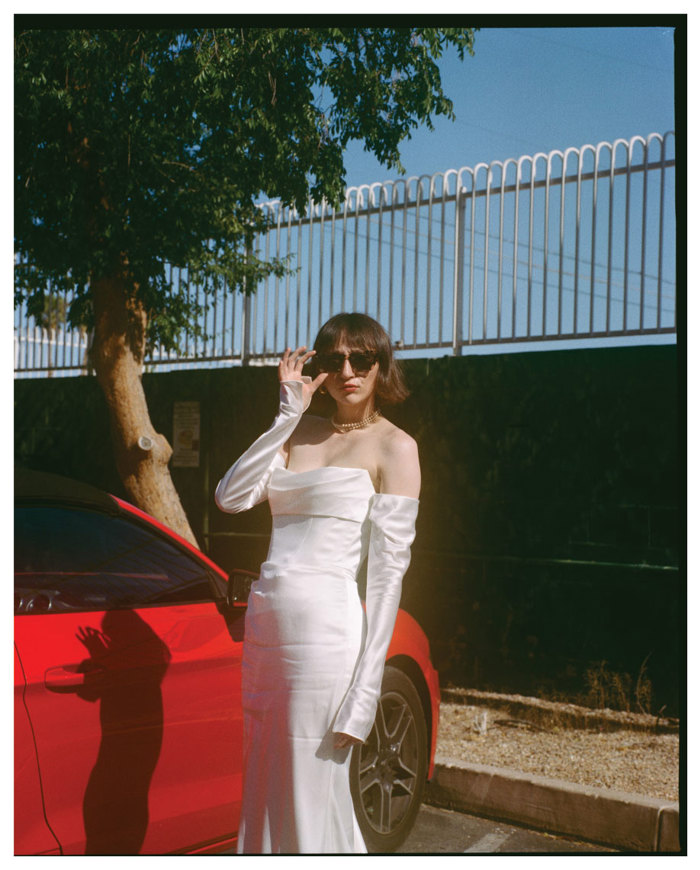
350,666,428,852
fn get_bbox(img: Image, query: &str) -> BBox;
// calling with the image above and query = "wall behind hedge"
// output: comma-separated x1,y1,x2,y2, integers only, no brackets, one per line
15,344,680,714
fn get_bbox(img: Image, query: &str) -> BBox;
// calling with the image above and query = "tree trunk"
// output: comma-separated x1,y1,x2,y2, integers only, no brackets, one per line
89,269,199,548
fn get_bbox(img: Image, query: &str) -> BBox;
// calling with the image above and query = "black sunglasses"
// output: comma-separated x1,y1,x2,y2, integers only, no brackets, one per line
315,351,378,375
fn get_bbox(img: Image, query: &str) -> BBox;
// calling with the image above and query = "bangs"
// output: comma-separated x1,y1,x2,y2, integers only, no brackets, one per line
313,313,385,357
315,327,376,355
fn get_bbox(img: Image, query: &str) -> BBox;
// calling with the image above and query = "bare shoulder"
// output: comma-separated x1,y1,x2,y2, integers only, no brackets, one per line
377,420,421,497
378,421,418,458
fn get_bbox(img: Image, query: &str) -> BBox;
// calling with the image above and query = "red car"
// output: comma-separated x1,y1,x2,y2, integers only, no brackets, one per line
14,470,439,855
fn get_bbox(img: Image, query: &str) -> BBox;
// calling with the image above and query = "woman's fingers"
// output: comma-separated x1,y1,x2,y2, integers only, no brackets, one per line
333,732,362,749
293,347,315,368
279,346,316,380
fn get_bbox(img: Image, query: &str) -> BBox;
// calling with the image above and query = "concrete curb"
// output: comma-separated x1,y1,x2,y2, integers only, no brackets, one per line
426,754,681,853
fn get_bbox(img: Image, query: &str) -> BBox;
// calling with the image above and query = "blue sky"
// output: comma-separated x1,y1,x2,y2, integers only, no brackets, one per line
341,25,676,190
317,23,679,359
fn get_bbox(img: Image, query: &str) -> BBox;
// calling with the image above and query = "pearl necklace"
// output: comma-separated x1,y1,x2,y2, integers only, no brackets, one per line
331,408,382,433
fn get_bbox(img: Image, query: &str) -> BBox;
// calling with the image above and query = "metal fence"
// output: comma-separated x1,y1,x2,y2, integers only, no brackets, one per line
14,131,676,377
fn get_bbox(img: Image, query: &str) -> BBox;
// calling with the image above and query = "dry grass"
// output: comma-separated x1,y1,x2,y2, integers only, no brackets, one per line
436,701,679,802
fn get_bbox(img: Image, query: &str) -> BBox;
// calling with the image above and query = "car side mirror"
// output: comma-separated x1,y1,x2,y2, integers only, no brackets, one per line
226,570,257,608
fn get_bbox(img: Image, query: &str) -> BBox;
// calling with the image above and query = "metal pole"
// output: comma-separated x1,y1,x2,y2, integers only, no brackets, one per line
242,235,252,365
452,185,466,355
656,136,667,330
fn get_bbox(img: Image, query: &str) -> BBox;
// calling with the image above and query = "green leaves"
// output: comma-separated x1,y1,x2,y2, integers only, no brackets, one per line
15,26,477,349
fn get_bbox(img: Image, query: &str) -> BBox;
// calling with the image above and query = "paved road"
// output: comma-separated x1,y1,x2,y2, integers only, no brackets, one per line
223,804,616,854
397,805,616,854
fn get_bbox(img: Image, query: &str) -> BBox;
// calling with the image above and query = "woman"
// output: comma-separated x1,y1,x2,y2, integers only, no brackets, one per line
215,312,420,854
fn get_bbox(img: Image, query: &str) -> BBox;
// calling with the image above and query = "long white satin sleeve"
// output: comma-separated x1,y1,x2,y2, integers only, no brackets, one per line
214,378,310,513
333,493,419,742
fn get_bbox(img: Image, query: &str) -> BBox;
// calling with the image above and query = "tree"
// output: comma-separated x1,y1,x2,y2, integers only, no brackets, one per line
15,26,476,546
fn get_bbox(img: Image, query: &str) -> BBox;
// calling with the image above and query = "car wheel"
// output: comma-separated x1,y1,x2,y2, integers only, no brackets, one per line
350,665,428,853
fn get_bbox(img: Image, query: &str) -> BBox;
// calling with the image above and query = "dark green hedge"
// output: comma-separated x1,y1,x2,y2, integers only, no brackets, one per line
15,343,681,714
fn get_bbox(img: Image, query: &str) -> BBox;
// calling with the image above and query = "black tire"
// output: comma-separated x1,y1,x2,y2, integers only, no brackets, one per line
350,665,428,853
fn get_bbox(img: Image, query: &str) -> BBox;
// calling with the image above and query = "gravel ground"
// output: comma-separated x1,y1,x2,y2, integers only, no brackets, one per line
436,702,679,802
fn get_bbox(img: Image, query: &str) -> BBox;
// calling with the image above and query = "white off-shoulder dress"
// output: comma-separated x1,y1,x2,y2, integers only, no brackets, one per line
215,382,418,854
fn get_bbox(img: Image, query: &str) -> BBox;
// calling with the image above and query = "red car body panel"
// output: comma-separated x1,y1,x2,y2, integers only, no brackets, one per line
15,489,439,855
14,646,62,856
15,602,245,855
386,609,441,780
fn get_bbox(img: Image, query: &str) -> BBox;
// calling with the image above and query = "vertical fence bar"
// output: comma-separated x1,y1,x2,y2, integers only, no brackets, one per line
365,189,372,314
639,140,649,330
285,206,293,348
542,157,551,336
573,151,584,334
185,266,192,359
413,179,422,347
319,200,326,329
274,204,283,352
65,284,73,369
483,166,492,340
438,175,448,344
622,143,633,333
242,237,252,365
61,284,69,369
376,185,384,322
13,257,20,371
589,147,600,335
192,270,201,359
306,200,314,343
330,204,337,315
388,184,396,338
262,218,272,355
497,163,508,340
606,143,616,334
341,197,349,312
295,208,302,348
353,192,361,312
34,319,41,372
44,279,53,373
656,135,667,330
527,157,538,338
208,253,217,361
452,182,466,355
467,170,481,344
24,256,31,372
26,256,34,371
558,152,569,336
425,177,435,345
218,262,226,359
226,267,233,361
250,243,258,357
512,159,523,339
400,183,409,346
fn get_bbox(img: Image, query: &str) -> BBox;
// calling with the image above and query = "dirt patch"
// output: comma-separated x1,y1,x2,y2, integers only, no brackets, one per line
436,694,679,802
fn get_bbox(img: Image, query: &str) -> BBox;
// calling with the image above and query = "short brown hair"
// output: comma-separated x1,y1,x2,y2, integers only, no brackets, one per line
311,312,409,406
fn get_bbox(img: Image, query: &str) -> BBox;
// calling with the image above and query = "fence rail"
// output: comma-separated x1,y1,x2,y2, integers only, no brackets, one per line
14,131,676,377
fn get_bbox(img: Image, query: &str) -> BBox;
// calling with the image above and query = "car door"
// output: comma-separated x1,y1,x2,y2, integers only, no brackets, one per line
14,501,245,855
14,644,62,855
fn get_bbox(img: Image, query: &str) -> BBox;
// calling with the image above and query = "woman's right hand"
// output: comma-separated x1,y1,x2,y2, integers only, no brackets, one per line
278,346,328,408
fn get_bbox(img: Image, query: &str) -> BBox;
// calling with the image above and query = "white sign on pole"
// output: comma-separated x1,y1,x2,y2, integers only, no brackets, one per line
172,401,200,468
